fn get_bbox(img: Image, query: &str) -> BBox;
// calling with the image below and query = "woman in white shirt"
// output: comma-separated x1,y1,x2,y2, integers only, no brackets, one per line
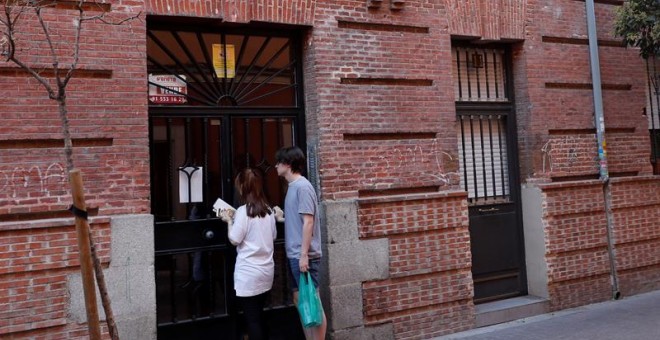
219,168,277,340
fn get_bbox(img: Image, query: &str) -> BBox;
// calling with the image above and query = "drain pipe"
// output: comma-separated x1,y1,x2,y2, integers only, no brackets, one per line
585,0,621,300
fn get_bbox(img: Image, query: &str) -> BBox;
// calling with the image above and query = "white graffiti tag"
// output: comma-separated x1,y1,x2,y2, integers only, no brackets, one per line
0,163,66,199
366,139,460,188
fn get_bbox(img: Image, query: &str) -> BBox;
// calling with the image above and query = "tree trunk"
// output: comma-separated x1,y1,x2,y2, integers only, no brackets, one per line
58,99,119,340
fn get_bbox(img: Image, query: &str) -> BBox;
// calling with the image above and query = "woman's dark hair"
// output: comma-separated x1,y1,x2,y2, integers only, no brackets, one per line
275,146,306,174
235,168,271,218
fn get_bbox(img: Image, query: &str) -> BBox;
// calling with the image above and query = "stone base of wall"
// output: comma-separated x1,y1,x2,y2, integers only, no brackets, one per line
68,214,156,340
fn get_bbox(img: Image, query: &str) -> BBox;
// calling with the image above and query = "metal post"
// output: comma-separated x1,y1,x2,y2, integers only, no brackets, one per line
585,0,620,299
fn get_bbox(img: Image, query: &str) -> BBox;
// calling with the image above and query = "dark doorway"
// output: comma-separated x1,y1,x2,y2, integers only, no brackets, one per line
452,45,527,303
147,17,306,339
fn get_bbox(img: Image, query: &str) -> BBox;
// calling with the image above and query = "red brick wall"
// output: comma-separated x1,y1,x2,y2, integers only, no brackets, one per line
0,4,149,217
0,2,146,338
0,219,111,337
145,0,316,25
539,181,612,310
2,0,660,339
3,323,110,340
539,176,660,311
311,1,457,202
307,1,474,338
610,177,660,295
313,0,656,338
519,0,651,180
444,0,527,40
522,0,659,313
358,192,473,339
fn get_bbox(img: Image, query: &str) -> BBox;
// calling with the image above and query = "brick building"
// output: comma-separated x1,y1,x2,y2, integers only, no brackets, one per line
1,0,659,339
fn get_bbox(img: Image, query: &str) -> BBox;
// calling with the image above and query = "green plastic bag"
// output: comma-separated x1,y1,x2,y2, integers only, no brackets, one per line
297,272,322,328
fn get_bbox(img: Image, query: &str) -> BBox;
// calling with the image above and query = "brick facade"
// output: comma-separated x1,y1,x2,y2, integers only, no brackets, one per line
1,0,660,339
537,176,660,311
611,177,660,296
518,0,660,315
539,181,613,310
0,219,112,337
0,1,147,338
358,193,473,338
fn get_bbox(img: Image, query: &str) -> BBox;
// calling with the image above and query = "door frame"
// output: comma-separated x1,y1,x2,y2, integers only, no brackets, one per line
146,17,308,339
453,43,527,303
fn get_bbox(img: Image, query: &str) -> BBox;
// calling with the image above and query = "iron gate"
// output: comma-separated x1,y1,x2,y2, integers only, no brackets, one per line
453,45,527,303
147,19,306,339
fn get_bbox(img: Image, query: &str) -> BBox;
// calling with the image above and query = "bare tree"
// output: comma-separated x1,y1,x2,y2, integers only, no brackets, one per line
1,1,140,339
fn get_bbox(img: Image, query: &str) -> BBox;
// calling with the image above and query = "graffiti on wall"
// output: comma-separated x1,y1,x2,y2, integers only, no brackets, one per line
360,140,461,188
541,135,597,174
541,140,553,173
0,163,67,199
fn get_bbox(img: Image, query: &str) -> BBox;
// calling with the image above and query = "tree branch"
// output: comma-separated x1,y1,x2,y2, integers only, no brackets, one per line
63,0,84,87
9,55,56,97
34,5,62,91
83,11,142,25
1,4,55,97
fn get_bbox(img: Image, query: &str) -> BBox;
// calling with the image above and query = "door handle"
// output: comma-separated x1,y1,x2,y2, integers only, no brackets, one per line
478,207,499,212
203,229,215,240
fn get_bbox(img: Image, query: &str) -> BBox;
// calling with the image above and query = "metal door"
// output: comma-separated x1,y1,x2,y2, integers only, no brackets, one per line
147,19,306,339
453,45,527,303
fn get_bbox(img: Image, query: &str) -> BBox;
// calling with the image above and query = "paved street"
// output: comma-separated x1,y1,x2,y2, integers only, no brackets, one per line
432,290,660,340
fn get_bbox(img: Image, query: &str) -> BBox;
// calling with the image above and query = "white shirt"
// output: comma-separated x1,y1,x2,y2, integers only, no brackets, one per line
229,205,277,297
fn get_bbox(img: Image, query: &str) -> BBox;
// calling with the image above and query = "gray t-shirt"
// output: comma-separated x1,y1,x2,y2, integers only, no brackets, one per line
284,176,322,259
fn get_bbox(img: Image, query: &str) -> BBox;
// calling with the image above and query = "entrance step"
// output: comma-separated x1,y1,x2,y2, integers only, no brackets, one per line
475,295,549,328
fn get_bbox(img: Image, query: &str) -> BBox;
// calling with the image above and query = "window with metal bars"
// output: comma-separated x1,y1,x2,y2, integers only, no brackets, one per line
453,46,512,205
457,114,510,203
453,47,508,102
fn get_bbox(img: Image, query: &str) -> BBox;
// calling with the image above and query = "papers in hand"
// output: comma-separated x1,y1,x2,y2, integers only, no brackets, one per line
212,198,235,217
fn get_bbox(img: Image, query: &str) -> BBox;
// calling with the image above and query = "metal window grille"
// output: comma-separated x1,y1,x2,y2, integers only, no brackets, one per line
147,29,298,107
458,114,510,204
453,47,508,102
453,46,512,204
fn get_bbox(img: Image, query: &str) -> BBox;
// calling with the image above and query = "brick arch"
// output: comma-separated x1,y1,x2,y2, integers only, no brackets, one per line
145,0,317,26
444,0,526,41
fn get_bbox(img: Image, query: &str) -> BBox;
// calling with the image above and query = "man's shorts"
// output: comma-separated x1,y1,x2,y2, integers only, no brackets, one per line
287,257,321,292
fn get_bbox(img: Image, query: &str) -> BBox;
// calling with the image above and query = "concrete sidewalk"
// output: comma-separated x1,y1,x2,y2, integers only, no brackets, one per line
432,290,660,340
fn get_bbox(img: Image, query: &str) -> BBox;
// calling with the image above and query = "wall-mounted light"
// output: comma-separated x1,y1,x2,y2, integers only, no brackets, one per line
470,53,484,68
